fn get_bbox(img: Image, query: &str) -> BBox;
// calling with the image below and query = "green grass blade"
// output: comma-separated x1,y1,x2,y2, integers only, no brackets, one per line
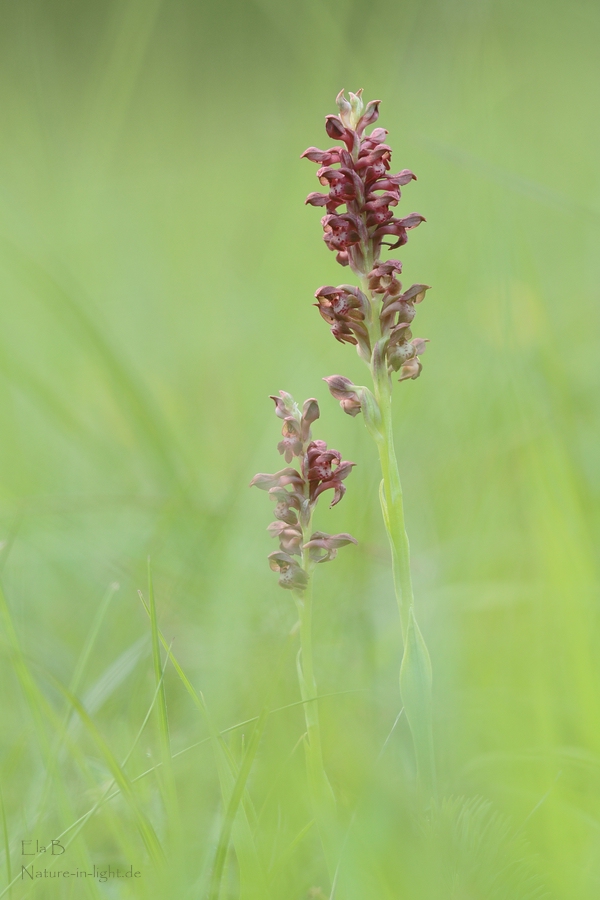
0,237,194,492
0,782,11,900
138,590,270,896
207,707,269,900
146,559,181,855
68,582,120,698
147,559,172,763
39,670,165,868
0,647,172,900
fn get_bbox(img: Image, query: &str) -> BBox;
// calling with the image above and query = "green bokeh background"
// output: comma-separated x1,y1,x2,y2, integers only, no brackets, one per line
0,0,599,897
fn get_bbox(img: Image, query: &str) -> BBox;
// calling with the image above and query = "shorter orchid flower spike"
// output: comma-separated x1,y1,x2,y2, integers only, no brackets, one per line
251,391,357,591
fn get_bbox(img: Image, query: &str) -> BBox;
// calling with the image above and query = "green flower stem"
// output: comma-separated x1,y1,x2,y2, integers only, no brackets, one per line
360,275,438,805
293,540,338,878
371,360,413,640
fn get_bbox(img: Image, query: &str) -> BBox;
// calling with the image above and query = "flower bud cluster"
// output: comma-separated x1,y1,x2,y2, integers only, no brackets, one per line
250,392,357,590
370,260,430,381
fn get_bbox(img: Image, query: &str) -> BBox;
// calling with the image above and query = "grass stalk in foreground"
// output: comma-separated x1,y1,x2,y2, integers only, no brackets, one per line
138,589,271,898
303,88,437,803
146,559,182,858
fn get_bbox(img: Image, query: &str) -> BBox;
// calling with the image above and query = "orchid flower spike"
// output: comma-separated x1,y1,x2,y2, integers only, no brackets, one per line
250,392,357,591
303,90,431,384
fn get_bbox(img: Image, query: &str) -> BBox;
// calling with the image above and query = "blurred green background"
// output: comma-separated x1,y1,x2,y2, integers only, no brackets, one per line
0,0,599,897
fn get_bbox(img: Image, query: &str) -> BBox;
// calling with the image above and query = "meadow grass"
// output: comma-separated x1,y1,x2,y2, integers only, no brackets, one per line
0,0,599,897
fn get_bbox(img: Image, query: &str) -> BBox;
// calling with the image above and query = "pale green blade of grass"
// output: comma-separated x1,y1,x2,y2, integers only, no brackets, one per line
422,796,549,899
13,644,166,879
0,237,195,492
7,639,148,892
147,561,171,761
138,589,270,895
146,559,181,856
267,818,315,880
37,669,165,868
0,782,11,900
82,0,164,177
0,344,103,468
0,683,368,897
257,731,308,830
68,582,121,698
35,582,120,817
0,581,104,898
0,647,172,900
91,691,362,799
207,706,270,900
77,636,150,721
0,579,49,754
52,644,173,854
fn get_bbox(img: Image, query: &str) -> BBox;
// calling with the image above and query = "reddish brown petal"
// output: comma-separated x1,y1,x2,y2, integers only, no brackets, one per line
397,212,426,229
325,115,345,139
305,192,330,207
267,552,309,590
381,299,416,324
301,398,320,442
340,397,362,417
268,550,296,570
269,391,296,419
398,358,423,381
411,338,429,355
333,460,356,481
325,115,356,151
323,374,355,397
330,322,358,344
387,322,412,348
250,472,279,490
401,284,431,304
300,146,342,164
304,531,357,550
315,285,342,299
366,127,388,144
302,398,320,425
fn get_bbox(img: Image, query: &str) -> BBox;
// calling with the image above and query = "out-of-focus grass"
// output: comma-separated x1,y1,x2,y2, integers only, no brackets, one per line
0,0,598,897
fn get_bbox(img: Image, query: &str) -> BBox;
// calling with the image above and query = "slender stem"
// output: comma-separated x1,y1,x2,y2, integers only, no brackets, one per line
295,577,326,795
294,542,338,878
371,361,413,640
357,271,438,804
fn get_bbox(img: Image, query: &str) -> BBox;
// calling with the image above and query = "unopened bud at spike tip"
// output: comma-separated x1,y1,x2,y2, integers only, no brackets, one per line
348,90,364,127
335,89,352,124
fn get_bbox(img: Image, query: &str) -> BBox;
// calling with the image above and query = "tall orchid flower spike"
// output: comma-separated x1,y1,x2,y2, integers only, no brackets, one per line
250,393,356,876
304,90,437,804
